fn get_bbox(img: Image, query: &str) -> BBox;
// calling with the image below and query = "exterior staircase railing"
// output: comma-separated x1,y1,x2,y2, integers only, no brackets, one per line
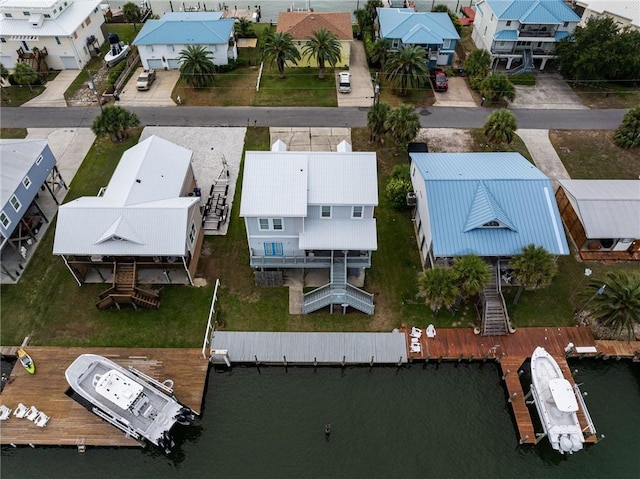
507,49,535,75
480,263,510,336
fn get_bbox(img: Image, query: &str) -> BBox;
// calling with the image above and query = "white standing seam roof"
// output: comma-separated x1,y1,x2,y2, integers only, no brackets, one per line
53,136,198,257
0,139,49,206
300,218,378,250
0,0,102,37
240,151,378,217
558,179,640,238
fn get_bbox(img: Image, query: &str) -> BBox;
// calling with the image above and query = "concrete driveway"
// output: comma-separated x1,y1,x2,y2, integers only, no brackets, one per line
337,41,374,107
117,68,179,107
509,73,587,110
22,70,78,108
432,76,477,107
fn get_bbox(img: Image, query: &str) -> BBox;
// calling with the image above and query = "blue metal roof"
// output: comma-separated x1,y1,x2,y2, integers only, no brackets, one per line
486,0,580,23
133,12,233,46
377,8,459,44
555,30,571,40
494,30,518,40
411,153,569,257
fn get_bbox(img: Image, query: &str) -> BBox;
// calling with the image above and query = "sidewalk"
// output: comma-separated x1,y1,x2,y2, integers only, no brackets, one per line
22,70,78,107
516,129,570,185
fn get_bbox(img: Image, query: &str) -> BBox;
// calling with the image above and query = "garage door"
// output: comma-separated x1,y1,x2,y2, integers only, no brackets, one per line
0,56,14,69
167,59,181,69
60,56,79,69
147,59,163,69
437,53,451,66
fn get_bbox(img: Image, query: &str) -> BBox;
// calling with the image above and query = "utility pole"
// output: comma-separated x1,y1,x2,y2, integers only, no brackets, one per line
87,70,103,113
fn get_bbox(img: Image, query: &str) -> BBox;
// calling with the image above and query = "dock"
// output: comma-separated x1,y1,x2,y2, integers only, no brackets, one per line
0,347,208,448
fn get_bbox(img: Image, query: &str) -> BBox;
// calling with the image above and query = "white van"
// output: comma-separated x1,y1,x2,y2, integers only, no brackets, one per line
338,72,351,93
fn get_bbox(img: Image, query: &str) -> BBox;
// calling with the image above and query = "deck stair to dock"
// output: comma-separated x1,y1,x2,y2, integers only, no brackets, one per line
96,263,160,310
480,264,510,336
302,252,374,314
202,158,230,234
507,49,534,75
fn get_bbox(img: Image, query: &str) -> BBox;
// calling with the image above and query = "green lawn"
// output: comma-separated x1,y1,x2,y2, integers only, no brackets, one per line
1,85,45,106
570,81,640,109
255,67,338,107
0,128,27,138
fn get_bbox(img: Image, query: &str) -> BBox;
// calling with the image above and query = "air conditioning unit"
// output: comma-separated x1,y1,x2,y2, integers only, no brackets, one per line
406,192,417,206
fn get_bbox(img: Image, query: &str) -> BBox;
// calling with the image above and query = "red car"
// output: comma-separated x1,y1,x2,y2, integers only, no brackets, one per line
430,68,448,92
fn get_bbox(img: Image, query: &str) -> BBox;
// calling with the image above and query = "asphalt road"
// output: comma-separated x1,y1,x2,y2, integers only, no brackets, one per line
0,106,628,130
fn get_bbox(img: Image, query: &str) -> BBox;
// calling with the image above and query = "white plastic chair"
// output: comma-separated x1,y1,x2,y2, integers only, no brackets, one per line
26,406,39,422
13,403,28,419
410,327,422,339
34,411,50,428
0,405,11,420
410,344,422,353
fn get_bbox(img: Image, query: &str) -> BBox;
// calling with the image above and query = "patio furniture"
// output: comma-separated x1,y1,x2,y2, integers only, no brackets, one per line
0,405,11,420
13,403,28,418
410,343,422,353
26,406,39,422
34,411,50,428
426,324,436,338
410,327,422,339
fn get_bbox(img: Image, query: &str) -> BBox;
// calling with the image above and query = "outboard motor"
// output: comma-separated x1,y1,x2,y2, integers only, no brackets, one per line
174,407,195,425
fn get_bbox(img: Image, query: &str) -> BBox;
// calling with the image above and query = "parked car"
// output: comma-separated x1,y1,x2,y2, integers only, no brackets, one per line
338,72,351,93
430,68,448,92
136,69,156,91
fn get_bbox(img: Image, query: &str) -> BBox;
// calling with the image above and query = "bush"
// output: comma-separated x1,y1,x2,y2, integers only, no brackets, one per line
510,73,536,86
386,165,413,210
107,61,127,88
215,59,238,73
7,74,42,86
613,105,640,149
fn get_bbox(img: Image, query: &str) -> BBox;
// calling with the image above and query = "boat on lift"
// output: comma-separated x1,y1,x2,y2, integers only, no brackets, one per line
65,354,195,454
529,346,584,454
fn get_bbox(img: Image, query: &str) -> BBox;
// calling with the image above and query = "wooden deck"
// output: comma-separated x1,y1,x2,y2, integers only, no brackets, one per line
0,347,209,448
404,326,603,446
594,340,640,358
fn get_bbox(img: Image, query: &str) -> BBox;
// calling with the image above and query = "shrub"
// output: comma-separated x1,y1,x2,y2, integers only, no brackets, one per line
510,73,536,86
613,106,640,149
386,166,413,210
107,61,127,88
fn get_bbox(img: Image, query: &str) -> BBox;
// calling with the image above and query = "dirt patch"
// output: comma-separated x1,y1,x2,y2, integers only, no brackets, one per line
416,128,474,152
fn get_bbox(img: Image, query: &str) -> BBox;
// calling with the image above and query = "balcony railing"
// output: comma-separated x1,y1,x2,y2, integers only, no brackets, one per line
518,28,556,38
250,254,371,268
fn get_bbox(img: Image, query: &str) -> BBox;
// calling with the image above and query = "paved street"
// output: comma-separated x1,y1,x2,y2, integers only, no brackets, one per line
0,106,628,130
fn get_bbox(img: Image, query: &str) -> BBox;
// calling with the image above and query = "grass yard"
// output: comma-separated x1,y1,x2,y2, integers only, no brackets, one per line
549,130,640,179
1,85,45,106
0,128,27,138
255,67,338,107
172,68,259,106
570,82,640,109
470,129,534,162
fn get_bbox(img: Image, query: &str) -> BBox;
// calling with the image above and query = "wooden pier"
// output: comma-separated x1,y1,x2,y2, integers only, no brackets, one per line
0,347,208,448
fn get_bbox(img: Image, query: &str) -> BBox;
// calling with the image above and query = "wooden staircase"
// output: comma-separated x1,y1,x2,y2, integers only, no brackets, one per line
16,47,49,80
480,263,510,336
202,158,230,234
96,263,160,310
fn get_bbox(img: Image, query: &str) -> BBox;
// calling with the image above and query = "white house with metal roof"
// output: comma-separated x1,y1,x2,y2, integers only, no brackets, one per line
53,135,204,287
240,141,378,314
471,0,581,70
376,8,460,67
0,0,105,70
556,179,640,261
1,139,66,282
576,1,639,31
410,152,569,268
132,11,237,71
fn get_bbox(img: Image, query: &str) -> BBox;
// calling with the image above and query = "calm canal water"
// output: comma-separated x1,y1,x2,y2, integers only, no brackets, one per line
1,360,639,478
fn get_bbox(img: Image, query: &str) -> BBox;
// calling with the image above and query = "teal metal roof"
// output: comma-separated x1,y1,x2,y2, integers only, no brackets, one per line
494,30,518,40
377,8,459,44
486,0,580,23
133,12,233,46
410,153,569,257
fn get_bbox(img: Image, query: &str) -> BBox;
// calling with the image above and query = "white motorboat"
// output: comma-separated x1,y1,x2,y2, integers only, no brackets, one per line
104,33,130,67
65,354,195,454
529,347,584,454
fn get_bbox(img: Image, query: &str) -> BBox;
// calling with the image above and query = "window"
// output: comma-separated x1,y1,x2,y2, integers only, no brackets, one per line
563,21,569,28
506,21,511,27
73,31,78,39
85,16,91,26
264,242,284,257
258,218,283,231
44,14,51,18
10,195,21,212
498,41,505,47
35,154,43,165
483,26,487,37
189,223,197,244
258,218,269,230
320,206,331,218
4,13,13,18
352,206,363,219
55,36,61,45
23,11,30,16
0,212,10,229
0,38,5,43
442,39,451,49
490,14,494,22
22,176,31,189
272,218,283,230
392,39,400,49
83,46,88,55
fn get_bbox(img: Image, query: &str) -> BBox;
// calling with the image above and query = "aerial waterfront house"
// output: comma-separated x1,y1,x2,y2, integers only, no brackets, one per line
276,11,353,68
471,0,581,70
556,179,640,262
575,0,640,31
53,135,203,289
375,7,460,67
0,139,66,282
0,0,105,70
132,11,237,71
240,141,377,314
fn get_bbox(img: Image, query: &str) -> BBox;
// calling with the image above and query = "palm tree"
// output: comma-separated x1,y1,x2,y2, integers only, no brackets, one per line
452,255,491,299
122,2,141,31
91,105,140,142
510,244,558,304
587,272,640,340
236,18,254,38
384,104,420,149
483,109,518,144
383,45,429,96
178,45,216,88
13,62,38,92
465,49,491,89
261,31,300,79
369,38,391,68
367,101,391,143
479,73,516,104
418,268,459,315
303,29,342,80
